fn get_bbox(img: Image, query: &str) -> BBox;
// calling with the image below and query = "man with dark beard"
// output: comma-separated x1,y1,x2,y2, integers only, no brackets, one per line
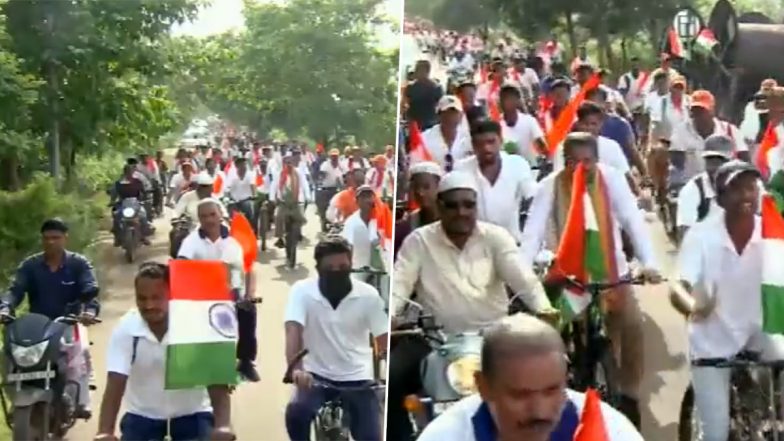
284,236,388,441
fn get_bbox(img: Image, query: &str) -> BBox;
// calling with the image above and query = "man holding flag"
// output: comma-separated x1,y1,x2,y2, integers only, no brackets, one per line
416,314,643,441
520,132,661,427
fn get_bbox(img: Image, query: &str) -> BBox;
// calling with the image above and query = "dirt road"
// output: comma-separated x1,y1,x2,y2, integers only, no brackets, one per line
66,207,331,440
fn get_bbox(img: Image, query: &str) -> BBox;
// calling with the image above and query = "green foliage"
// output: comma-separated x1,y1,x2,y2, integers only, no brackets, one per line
0,175,105,289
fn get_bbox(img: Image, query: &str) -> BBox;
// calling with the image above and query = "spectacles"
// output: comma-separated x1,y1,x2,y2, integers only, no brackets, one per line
442,199,477,210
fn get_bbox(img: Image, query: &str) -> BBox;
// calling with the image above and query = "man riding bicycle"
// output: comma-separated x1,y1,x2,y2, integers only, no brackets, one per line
284,236,388,441
274,153,312,249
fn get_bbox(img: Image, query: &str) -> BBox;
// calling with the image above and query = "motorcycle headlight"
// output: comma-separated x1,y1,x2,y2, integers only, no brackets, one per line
445,355,481,396
122,207,136,218
11,341,49,368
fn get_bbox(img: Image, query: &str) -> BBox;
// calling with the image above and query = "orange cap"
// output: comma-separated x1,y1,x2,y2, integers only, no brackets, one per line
690,90,715,112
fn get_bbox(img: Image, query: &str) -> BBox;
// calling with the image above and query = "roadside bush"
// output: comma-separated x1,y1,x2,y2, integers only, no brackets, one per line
0,175,106,289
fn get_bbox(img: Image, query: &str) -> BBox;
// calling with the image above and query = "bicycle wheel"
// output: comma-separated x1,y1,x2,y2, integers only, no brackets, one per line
258,206,268,252
285,220,297,268
593,345,621,408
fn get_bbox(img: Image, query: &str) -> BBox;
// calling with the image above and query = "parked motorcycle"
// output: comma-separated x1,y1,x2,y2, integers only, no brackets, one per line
117,197,143,263
0,311,100,441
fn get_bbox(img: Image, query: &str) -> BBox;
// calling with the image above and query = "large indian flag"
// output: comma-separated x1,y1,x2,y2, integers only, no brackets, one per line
547,164,612,320
166,260,239,389
761,195,784,333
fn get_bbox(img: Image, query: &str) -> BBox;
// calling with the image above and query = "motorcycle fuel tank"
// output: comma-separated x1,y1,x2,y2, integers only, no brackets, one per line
420,332,484,403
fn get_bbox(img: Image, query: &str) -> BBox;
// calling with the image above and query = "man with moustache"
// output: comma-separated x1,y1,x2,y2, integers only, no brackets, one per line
417,314,642,440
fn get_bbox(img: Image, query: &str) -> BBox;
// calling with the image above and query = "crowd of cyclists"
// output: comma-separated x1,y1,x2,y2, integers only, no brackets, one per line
392,19,784,441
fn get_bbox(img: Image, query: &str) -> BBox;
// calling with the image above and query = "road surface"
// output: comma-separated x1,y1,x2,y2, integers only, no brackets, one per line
66,206,337,440
403,30,691,438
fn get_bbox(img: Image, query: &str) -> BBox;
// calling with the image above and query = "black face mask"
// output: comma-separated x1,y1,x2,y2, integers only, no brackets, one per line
318,269,353,309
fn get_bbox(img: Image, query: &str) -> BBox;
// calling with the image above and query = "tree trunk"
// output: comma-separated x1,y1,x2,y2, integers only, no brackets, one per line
564,11,577,59
621,37,628,71
45,5,61,184
0,156,21,191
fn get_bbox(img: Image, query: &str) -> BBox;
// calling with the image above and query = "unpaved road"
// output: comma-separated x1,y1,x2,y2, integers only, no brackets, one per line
66,207,334,440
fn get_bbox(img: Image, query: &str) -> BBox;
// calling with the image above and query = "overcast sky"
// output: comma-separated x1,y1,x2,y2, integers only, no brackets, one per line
171,0,402,50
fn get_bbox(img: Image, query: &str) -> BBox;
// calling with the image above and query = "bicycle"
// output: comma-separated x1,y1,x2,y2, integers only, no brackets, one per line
283,202,306,269
678,350,784,441
254,194,271,252
555,275,646,408
283,349,385,441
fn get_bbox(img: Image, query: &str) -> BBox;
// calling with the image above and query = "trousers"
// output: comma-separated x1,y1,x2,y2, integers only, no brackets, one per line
236,304,257,362
119,411,213,441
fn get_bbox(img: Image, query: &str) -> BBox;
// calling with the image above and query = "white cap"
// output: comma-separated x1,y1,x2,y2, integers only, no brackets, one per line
437,95,463,113
437,171,478,195
409,161,443,178
196,172,215,186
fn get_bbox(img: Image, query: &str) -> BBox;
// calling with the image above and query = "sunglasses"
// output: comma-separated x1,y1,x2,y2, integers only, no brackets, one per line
442,199,477,210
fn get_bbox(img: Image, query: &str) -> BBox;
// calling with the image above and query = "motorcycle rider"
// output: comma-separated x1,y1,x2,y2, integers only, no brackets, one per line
1,218,100,419
168,160,196,205
284,236,388,441
416,314,642,441
109,164,153,246
388,170,558,441
520,132,662,427
93,262,233,441
394,161,442,258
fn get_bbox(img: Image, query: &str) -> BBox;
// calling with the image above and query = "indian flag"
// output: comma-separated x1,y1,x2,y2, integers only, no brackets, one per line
761,195,784,334
695,28,719,54
369,195,394,271
166,260,239,389
546,164,612,319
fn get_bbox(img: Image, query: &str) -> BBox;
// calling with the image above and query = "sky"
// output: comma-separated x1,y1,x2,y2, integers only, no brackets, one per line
171,0,403,51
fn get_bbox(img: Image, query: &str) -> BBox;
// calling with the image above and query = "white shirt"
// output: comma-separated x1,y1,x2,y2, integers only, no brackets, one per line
454,153,536,242
177,229,245,291
764,124,784,176
420,124,473,170
500,112,545,165
225,170,256,201
319,160,347,188
418,392,642,441
273,167,313,203
645,92,691,140
619,71,650,111
106,310,211,419
670,118,748,179
169,172,195,195
366,167,394,197
341,211,380,274
173,190,229,222
676,172,720,228
342,157,370,171
678,214,764,359
284,278,388,381
520,164,658,275
552,136,631,174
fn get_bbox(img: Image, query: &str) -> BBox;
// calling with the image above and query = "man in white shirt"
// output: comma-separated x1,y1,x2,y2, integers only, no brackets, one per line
274,153,312,248
673,161,784,441
454,119,537,243
420,95,473,171
167,160,197,205
416,314,643,441
172,173,229,254
93,263,233,441
520,132,662,427
497,82,547,164
676,134,733,241
341,185,383,281
224,157,257,227
509,55,540,105
618,57,649,113
670,89,749,180
177,199,260,382
388,170,558,441
316,149,346,232
448,49,474,74
284,236,387,441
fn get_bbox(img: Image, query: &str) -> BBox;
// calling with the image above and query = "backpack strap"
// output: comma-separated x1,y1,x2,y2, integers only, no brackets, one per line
131,336,140,365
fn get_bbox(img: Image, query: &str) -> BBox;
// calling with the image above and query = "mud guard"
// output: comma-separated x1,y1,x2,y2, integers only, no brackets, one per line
9,388,53,407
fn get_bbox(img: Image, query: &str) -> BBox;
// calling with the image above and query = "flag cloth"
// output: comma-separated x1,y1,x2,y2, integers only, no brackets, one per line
408,121,433,162
254,172,264,188
695,28,719,54
545,74,601,157
213,173,224,195
666,27,686,59
756,123,780,179
489,99,502,123
369,195,394,271
574,388,610,441
230,211,258,273
166,260,238,389
546,164,618,319
761,195,784,333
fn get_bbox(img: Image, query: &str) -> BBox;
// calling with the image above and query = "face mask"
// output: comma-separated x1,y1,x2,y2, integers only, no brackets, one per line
318,269,353,309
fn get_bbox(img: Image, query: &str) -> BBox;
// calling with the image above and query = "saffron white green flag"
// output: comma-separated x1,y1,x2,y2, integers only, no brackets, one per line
165,260,239,389
695,28,719,54
761,195,784,334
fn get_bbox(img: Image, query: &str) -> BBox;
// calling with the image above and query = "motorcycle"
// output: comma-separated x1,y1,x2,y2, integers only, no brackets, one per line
0,311,100,441
117,197,143,263
169,216,194,258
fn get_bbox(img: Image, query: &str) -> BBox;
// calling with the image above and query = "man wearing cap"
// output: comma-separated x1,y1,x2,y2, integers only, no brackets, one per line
394,161,442,259
406,60,444,131
454,77,485,133
497,82,547,164
343,146,369,171
174,172,229,223
454,119,537,243
389,169,557,441
476,58,506,106
672,160,783,441
366,155,394,200
341,185,386,282
570,61,595,99
741,79,777,145
540,78,572,134
521,132,661,427
670,89,749,180
420,95,472,171
273,153,312,249
317,149,347,232
675,134,733,241
168,160,197,204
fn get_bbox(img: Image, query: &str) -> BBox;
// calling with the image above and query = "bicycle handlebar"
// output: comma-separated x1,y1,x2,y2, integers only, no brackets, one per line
351,267,387,276
283,349,309,384
561,275,646,293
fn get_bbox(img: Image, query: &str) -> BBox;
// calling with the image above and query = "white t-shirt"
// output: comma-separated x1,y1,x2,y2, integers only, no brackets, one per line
106,310,211,419
420,124,473,170
225,171,256,201
552,136,630,174
319,160,347,188
173,190,229,222
670,118,748,179
454,153,536,242
500,112,545,165
177,229,245,291
341,211,380,275
169,172,194,195
283,278,388,381
418,392,643,441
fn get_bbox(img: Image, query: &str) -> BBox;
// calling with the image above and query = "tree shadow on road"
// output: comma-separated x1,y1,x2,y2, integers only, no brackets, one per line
640,310,688,439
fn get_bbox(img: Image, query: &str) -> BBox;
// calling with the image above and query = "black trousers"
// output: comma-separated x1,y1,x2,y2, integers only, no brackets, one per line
236,305,257,362
386,337,432,441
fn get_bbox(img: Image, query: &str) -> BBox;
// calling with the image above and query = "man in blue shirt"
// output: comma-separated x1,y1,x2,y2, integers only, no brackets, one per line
1,218,100,417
